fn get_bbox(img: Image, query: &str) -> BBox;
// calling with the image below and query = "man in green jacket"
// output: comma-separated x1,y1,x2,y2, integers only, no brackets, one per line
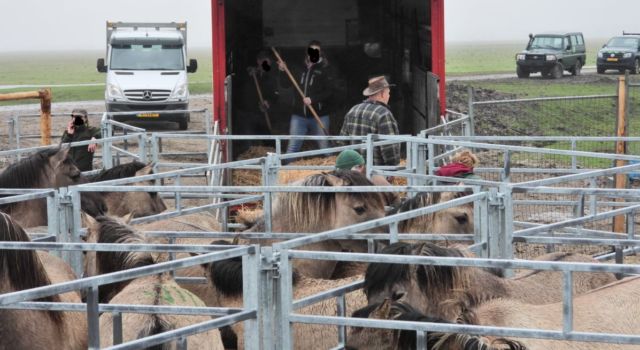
61,108,101,171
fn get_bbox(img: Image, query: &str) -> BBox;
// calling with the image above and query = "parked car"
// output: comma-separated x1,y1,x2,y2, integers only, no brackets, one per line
515,32,586,79
597,32,640,74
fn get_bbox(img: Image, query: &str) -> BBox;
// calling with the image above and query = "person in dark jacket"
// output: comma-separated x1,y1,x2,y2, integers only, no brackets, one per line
278,40,336,156
61,108,101,171
238,50,279,134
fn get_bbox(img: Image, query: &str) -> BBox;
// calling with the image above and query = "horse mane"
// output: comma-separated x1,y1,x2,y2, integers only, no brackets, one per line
95,216,155,273
0,148,59,189
0,212,63,323
206,240,299,296
89,161,147,182
392,192,441,232
352,300,526,350
364,242,470,301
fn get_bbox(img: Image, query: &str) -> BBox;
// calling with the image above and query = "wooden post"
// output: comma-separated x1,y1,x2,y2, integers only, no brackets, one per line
39,89,52,145
0,88,52,145
614,76,628,233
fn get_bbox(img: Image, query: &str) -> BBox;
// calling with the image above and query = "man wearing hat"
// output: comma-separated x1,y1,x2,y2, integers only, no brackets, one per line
61,108,101,171
335,149,399,206
339,76,400,167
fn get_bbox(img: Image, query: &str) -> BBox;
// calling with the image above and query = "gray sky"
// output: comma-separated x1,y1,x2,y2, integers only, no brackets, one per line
2,0,640,52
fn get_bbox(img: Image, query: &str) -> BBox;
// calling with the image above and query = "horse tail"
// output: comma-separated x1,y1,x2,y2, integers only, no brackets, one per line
136,315,174,350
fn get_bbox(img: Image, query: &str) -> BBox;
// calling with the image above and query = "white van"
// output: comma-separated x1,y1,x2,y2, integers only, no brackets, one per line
97,22,197,130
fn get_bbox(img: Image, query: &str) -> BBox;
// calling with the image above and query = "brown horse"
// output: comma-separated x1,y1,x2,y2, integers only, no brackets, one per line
449,277,640,350
347,298,526,350
188,241,368,350
364,242,616,321
391,190,474,235
89,161,167,218
82,214,224,349
0,212,87,350
245,170,387,278
0,147,105,227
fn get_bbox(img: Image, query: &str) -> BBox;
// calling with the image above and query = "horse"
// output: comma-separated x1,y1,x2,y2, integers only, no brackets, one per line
89,161,167,218
82,214,224,349
364,242,617,321
391,190,474,235
0,212,87,350
189,240,368,350
0,147,106,227
347,298,526,350
447,276,640,350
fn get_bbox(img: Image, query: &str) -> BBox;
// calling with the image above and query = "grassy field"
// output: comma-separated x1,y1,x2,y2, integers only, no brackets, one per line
0,50,213,105
446,38,609,75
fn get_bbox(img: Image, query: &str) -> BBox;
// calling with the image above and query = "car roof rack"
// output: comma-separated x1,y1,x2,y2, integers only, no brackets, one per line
623,31,640,36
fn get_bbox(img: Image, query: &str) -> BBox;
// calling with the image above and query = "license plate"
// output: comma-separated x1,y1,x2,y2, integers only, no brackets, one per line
137,113,159,118
607,58,619,62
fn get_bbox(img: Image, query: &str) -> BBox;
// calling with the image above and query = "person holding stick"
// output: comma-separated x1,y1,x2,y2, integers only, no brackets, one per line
235,50,279,148
275,40,336,159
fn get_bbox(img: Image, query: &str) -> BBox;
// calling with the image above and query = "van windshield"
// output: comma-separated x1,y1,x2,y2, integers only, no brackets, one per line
529,36,565,50
110,44,184,70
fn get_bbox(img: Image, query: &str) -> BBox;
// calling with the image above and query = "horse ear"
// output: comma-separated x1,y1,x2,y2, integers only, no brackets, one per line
81,212,98,228
324,174,345,187
121,212,135,224
135,164,154,176
371,298,393,319
51,146,71,166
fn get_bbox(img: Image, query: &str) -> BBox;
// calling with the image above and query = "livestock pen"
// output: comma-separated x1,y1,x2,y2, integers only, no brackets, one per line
3,122,640,348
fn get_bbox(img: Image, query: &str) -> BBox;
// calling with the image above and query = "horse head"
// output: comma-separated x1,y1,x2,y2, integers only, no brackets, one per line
90,162,167,218
347,298,526,350
394,188,474,235
364,242,471,320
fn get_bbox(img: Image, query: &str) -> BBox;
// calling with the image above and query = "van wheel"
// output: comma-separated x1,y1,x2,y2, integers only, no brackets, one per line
516,66,530,78
571,60,582,76
178,120,188,130
551,63,564,79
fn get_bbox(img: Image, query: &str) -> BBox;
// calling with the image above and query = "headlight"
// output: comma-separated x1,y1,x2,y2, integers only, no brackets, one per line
107,84,123,99
171,83,188,99
545,55,557,61
598,52,604,58
516,54,526,61
624,52,633,58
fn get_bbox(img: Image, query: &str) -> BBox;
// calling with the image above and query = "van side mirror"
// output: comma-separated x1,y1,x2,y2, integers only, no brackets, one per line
97,58,107,73
187,59,198,73
566,45,572,51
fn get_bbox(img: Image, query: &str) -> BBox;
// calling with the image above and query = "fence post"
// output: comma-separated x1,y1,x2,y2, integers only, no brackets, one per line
613,74,629,233
416,131,428,187
69,188,84,277
242,245,261,350
467,86,475,136
476,188,489,258
275,248,294,350
262,153,280,235
365,134,375,180
46,192,61,258
102,116,113,169
138,133,147,163
427,142,436,185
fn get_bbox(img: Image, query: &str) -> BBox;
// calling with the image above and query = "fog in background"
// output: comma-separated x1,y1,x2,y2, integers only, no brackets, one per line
1,0,640,52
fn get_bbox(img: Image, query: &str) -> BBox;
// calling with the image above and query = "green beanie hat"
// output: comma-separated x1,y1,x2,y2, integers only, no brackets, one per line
335,150,365,170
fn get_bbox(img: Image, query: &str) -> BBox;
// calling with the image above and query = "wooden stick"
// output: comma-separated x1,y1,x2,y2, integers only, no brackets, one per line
271,47,328,135
250,70,273,134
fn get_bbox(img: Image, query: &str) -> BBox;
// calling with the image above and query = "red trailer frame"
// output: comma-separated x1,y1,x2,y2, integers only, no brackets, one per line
211,0,446,134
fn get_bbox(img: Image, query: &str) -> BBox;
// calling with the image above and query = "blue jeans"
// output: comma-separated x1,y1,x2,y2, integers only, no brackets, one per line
286,114,330,154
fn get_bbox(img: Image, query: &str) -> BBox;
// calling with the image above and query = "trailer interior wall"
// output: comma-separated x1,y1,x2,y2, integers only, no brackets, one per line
216,0,442,153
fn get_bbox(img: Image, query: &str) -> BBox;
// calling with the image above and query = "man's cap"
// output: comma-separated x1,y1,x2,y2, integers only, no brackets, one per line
363,76,395,96
335,150,365,170
71,108,88,118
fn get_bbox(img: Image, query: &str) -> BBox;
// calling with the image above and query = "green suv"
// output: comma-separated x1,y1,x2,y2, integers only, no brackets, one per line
516,32,586,79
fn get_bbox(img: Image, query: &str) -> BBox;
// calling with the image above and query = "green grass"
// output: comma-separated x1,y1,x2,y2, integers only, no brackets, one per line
446,38,610,75
0,49,213,105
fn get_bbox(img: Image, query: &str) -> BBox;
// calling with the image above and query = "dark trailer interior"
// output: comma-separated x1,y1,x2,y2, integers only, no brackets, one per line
212,0,444,155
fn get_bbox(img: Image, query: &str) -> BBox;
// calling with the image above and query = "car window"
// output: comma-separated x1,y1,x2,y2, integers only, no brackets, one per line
577,35,584,46
570,36,577,48
530,36,564,50
607,37,640,49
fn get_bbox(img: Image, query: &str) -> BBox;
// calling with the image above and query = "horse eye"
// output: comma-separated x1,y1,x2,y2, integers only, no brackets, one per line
455,213,468,224
353,206,366,215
